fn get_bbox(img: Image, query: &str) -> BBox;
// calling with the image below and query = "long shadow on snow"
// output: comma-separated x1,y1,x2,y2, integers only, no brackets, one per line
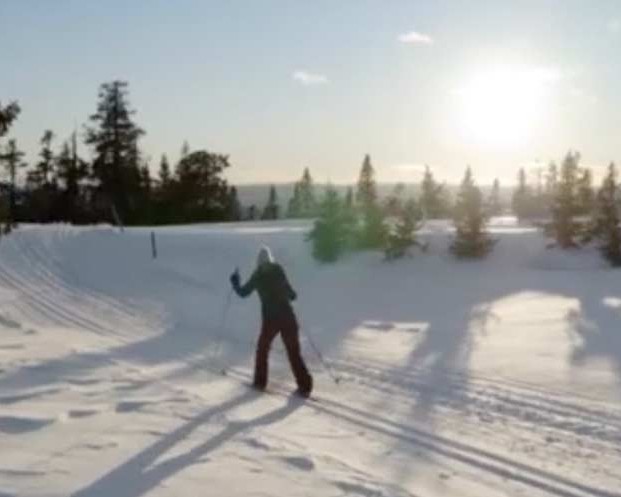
72,389,302,497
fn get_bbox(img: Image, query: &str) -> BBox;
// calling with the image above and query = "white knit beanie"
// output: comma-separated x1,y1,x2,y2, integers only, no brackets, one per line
256,245,274,268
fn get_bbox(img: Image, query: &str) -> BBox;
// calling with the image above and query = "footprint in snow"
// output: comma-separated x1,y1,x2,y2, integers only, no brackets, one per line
0,315,21,329
332,481,384,497
0,344,25,351
0,415,54,434
66,377,100,386
244,437,271,451
279,456,315,472
68,409,100,419
82,441,118,450
115,400,152,413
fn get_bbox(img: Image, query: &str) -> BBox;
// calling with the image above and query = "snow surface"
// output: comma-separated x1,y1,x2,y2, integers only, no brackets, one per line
1,219,620,497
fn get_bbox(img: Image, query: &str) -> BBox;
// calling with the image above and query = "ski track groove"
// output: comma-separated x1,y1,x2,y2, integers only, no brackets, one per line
0,231,150,341
219,367,620,497
332,358,621,447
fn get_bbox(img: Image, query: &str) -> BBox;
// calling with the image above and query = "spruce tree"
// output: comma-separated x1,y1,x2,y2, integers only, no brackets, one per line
384,183,405,217
355,155,386,248
421,166,449,219
0,139,27,227
358,204,387,249
385,198,423,259
512,168,531,220
227,186,242,221
158,154,171,186
551,151,580,248
451,167,493,258
173,150,231,222
299,167,316,217
356,154,377,208
181,141,190,159
595,163,621,266
308,187,352,262
545,162,558,207
37,130,55,187
262,185,279,220
577,167,595,216
0,101,20,232
85,81,144,223
345,187,354,209
487,178,502,217
0,101,20,138
287,183,302,218
56,133,88,223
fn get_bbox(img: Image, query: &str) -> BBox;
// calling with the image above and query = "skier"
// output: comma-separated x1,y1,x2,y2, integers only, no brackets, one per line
230,246,313,397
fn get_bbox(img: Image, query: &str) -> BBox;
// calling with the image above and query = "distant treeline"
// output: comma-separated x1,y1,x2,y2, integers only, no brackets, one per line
0,81,240,229
2,82,620,265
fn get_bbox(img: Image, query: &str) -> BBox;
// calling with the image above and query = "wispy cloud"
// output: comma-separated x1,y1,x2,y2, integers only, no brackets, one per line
608,18,621,34
398,31,433,45
292,70,328,86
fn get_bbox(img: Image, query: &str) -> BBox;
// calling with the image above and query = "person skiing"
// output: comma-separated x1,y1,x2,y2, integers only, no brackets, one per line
230,246,313,397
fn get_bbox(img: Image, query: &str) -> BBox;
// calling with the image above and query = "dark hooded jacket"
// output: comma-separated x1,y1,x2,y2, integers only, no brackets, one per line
231,262,297,320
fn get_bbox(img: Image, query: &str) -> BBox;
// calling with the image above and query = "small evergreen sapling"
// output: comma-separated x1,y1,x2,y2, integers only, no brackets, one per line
450,167,494,258
385,198,424,259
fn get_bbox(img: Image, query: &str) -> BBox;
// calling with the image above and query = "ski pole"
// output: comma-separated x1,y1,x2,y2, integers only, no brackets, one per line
303,327,341,385
212,286,234,375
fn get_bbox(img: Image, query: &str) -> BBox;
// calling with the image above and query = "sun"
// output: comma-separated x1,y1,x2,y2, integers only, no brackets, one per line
454,66,558,148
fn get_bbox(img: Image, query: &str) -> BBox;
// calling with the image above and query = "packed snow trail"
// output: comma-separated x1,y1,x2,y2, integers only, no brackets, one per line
1,220,620,497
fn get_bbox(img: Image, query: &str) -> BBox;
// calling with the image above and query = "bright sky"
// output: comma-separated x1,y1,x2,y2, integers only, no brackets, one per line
2,0,621,185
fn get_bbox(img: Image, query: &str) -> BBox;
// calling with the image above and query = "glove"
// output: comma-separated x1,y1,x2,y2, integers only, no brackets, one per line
230,270,240,288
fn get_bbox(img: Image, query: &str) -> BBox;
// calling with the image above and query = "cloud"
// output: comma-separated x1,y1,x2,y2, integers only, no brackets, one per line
292,70,328,86
608,18,621,33
398,31,433,45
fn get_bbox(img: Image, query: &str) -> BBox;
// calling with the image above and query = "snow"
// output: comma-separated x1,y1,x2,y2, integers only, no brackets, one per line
1,219,620,497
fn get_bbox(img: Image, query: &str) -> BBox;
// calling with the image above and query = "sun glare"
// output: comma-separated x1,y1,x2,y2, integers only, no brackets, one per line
454,66,558,148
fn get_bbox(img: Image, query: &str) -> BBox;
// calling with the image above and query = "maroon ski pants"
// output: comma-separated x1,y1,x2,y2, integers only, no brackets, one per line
254,312,312,393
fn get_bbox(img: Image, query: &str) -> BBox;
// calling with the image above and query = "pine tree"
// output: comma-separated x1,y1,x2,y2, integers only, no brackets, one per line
287,182,302,218
595,163,621,266
227,186,242,221
512,168,531,220
577,167,595,216
0,139,27,227
0,101,20,138
356,154,377,208
299,167,316,217
551,151,581,248
0,101,20,232
85,81,145,223
308,187,353,262
385,198,423,259
384,183,405,217
140,165,151,194
37,130,55,187
355,155,386,248
158,154,171,186
451,167,494,258
181,141,190,159
173,150,231,222
421,166,449,219
345,187,354,209
56,133,88,223
487,178,502,217
262,185,279,220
